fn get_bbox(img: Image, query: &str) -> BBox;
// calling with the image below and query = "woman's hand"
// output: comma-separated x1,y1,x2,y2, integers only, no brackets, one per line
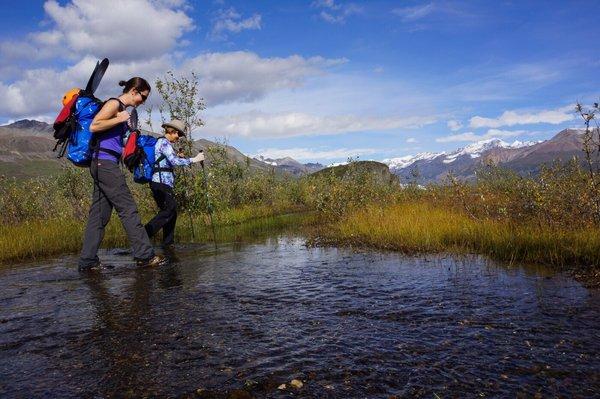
90,99,128,133
116,110,130,123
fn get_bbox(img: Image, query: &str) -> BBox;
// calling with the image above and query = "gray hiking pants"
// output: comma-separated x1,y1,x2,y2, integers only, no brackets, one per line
79,159,154,267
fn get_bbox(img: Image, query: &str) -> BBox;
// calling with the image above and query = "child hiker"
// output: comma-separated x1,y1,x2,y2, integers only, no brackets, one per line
144,119,204,256
79,77,166,271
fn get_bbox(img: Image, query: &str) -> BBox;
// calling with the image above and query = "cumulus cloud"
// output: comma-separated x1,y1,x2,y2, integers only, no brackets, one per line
182,51,347,105
469,105,575,128
0,51,345,118
312,0,362,24
0,0,194,63
436,129,526,143
255,146,378,161
0,56,172,117
206,111,436,138
210,7,262,40
447,119,462,131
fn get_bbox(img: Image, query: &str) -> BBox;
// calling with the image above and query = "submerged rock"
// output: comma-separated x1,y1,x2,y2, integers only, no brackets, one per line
290,379,303,389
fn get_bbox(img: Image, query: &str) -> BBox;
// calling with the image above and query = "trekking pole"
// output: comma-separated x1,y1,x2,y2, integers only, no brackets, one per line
199,151,218,250
185,165,196,241
178,139,196,241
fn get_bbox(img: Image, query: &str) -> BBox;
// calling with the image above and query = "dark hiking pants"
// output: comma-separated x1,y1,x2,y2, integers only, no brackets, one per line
144,182,177,247
79,160,154,268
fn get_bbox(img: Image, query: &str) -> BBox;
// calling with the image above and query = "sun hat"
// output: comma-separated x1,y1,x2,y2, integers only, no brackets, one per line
161,119,186,136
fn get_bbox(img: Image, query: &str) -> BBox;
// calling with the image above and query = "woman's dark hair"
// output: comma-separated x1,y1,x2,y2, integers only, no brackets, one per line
118,77,151,94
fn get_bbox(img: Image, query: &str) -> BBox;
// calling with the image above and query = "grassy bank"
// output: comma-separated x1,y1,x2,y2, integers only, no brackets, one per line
4,142,600,280
316,202,600,268
0,207,315,264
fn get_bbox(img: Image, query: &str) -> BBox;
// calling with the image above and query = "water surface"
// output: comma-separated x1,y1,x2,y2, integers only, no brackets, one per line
1,237,598,398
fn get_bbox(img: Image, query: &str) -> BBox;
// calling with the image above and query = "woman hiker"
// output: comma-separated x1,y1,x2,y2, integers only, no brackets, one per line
144,119,205,257
78,77,165,271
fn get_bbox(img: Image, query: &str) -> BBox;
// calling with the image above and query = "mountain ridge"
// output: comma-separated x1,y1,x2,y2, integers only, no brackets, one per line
0,119,595,182
0,119,321,178
387,128,594,183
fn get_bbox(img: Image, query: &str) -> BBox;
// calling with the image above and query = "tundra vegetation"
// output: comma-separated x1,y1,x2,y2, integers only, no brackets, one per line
1,133,599,274
0,74,598,282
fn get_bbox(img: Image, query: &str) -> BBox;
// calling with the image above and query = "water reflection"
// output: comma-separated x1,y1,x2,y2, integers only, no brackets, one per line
0,237,598,398
82,269,158,396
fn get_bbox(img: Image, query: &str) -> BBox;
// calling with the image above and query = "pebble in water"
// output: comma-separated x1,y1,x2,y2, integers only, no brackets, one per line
290,379,304,389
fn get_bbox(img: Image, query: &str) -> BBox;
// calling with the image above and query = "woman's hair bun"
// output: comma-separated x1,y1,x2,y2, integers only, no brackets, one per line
119,77,151,94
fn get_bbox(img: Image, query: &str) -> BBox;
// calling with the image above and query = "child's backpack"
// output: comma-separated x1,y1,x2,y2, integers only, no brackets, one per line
52,58,109,167
127,135,169,184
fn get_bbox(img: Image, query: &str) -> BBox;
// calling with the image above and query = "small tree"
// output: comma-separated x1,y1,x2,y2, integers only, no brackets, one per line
145,71,207,229
575,101,600,223
154,71,206,156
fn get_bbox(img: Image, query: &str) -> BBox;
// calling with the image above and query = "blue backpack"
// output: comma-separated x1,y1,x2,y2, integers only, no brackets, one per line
132,136,169,184
53,58,110,166
65,95,103,166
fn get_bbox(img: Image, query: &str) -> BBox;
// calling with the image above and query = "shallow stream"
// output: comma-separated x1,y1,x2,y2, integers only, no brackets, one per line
1,235,599,398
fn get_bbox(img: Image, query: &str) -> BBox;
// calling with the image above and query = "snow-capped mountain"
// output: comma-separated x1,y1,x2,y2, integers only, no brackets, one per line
253,155,324,176
383,152,443,170
386,130,589,183
383,138,539,172
255,155,279,166
443,139,539,164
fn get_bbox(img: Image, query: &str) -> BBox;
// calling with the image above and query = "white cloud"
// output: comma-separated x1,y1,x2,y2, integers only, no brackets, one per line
206,111,436,138
447,119,462,131
0,51,345,118
0,0,194,63
446,61,571,102
210,7,262,40
182,51,347,106
392,2,478,30
436,129,527,143
393,3,436,22
312,0,362,24
485,129,527,138
436,132,478,142
255,146,378,161
406,137,418,143
469,105,575,128
0,56,172,117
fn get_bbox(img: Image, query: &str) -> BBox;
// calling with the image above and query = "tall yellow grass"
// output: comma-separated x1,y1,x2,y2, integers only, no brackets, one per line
0,207,313,264
328,202,600,267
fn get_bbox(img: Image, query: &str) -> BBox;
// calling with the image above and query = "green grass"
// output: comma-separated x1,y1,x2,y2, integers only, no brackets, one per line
0,218,128,263
0,160,64,179
4,199,600,272
0,206,316,264
318,202,600,268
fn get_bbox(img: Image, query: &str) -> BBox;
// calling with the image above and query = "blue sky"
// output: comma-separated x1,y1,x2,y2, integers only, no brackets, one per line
0,0,598,163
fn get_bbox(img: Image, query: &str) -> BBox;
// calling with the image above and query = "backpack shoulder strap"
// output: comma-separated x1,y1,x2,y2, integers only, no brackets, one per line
155,153,166,165
106,97,126,111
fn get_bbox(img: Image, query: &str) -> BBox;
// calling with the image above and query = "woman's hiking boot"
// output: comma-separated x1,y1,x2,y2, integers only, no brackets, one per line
78,260,102,272
136,254,168,268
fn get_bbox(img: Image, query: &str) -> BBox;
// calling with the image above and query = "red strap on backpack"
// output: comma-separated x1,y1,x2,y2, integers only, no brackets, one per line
123,130,139,160
123,130,140,171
